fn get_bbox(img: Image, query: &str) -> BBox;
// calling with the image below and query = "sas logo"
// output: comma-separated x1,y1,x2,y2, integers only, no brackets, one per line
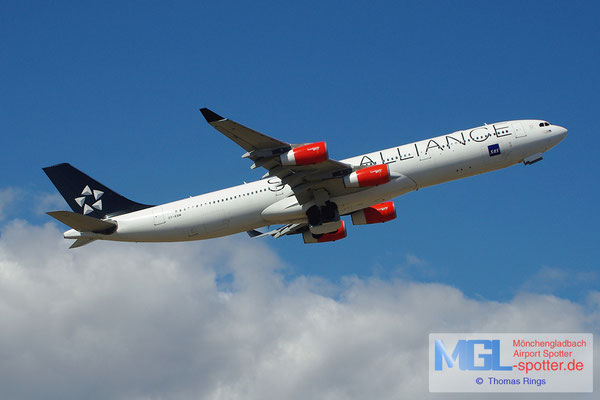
488,144,501,157
434,339,512,371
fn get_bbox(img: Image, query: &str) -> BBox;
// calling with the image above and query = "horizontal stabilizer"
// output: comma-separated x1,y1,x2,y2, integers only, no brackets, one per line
47,211,117,234
69,238,96,249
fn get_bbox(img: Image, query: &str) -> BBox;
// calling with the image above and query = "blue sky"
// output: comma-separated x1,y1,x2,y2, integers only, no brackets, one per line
2,0,598,302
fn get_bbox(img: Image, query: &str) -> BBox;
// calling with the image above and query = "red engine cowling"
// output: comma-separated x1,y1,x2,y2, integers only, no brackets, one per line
303,221,347,243
343,164,390,188
280,141,328,166
351,201,396,225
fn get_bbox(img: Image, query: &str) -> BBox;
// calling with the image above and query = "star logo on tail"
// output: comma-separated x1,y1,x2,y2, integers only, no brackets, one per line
74,185,104,215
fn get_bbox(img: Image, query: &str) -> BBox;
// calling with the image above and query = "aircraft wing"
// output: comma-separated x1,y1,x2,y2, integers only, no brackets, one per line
200,108,364,204
200,108,289,152
247,223,307,239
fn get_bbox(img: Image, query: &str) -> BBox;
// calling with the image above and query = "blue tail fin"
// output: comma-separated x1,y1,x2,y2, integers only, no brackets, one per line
43,163,152,218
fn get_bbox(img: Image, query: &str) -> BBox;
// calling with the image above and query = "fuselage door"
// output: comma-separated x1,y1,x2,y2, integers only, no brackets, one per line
153,207,166,226
513,122,527,138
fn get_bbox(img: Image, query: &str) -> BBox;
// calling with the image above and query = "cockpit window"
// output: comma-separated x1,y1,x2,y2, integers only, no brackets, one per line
539,122,550,127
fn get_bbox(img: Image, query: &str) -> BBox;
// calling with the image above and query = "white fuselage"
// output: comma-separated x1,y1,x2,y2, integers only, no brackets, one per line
65,120,567,242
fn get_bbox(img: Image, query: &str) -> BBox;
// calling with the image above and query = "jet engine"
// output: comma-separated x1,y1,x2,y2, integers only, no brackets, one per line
303,221,347,243
280,142,328,166
343,164,390,188
350,201,396,225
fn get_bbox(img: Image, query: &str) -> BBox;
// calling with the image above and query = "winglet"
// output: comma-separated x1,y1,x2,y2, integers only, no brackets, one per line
246,229,265,238
200,108,226,123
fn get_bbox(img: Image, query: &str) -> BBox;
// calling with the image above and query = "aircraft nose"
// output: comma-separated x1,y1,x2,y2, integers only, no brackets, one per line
554,125,568,140
545,124,568,150
555,125,568,136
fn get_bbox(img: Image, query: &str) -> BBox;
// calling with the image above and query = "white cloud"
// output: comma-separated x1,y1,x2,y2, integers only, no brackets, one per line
0,220,597,400
519,265,598,297
0,188,20,220
405,253,428,267
0,189,65,221
32,192,66,216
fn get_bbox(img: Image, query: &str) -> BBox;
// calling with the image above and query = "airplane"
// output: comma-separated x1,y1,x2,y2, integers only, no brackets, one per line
43,108,568,248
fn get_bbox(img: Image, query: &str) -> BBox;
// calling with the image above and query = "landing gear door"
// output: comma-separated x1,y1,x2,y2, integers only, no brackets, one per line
513,122,527,138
